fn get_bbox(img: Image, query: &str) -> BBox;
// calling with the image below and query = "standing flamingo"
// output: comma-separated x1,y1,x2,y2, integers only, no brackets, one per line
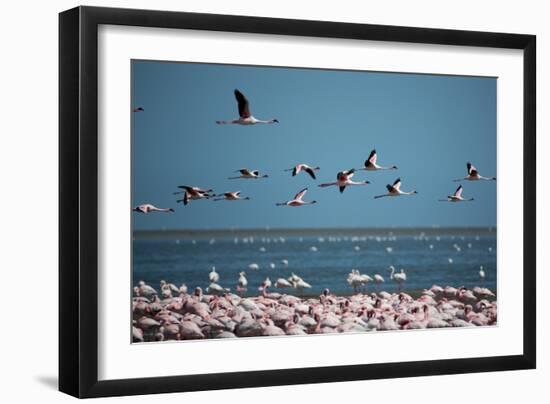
228,169,269,179
439,185,474,202
237,271,248,297
374,178,417,199
216,89,278,125
360,149,398,171
284,163,320,179
454,162,496,182
209,267,219,283
389,266,407,292
132,204,174,213
318,169,370,194
479,265,486,281
276,188,317,207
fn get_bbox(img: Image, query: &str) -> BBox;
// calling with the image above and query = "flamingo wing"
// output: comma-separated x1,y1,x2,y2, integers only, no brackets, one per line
294,187,308,201
454,185,463,198
368,149,377,165
339,186,346,194
234,89,251,118
392,178,402,190
304,166,316,179
467,162,478,175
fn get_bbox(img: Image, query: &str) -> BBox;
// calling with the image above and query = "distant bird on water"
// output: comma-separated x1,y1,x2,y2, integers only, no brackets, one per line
132,204,174,213
360,149,398,171
276,188,317,207
213,191,250,201
439,185,474,202
133,107,144,112
479,265,486,281
209,267,219,283
374,178,418,199
389,266,407,292
216,89,279,125
454,162,496,182
318,169,370,194
284,163,320,179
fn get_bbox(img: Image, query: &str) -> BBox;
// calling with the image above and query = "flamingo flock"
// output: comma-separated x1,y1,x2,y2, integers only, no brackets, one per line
132,278,497,342
133,88,496,211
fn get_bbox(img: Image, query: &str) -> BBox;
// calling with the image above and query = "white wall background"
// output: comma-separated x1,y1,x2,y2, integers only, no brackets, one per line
0,1,546,402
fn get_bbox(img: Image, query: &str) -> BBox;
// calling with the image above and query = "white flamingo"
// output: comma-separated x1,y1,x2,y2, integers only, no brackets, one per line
479,265,486,281
439,185,474,202
132,204,174,213
276,188,317,207
206,282,230,294
237,271,248,296
275,278,293,288
216,89,278,125
374,178,417,199
454,162,496,182
373,274,385,285
389,266,407,291
318,169,370,194
228,168,269,180
213,191,250,201
209,267,219,283
259,276,272,290
360,149,398,171
284,163,320,179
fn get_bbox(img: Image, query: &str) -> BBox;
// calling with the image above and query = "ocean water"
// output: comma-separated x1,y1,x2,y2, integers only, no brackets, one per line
133,230,496,296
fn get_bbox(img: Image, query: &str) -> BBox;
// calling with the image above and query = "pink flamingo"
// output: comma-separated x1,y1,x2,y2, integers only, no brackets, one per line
216,89,279,125
318,169,370,194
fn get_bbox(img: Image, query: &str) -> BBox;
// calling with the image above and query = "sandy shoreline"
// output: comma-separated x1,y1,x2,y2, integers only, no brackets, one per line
132,282,497,342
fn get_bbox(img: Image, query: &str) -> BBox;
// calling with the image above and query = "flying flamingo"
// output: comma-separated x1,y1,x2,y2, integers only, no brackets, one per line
439,185,474,202
374,178,417,199
133,107,144,112
213,191,250,201
132,204,174,213
174,186,213,206
216,89,279,125
454,162,496,182
228,169,269,180
360,149,398,171
173,185,213,196
284,163,320,179
318,169,370,194
276,188,317,207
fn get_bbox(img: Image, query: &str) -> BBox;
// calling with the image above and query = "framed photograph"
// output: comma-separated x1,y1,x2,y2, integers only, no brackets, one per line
59,6,536,398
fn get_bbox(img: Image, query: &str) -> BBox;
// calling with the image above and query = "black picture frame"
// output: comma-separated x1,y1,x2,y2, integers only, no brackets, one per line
59,6,536,398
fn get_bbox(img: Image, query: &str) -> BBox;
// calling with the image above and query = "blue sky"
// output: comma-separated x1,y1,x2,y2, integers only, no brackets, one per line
132,60,496,230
